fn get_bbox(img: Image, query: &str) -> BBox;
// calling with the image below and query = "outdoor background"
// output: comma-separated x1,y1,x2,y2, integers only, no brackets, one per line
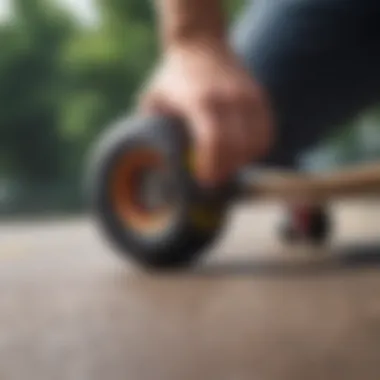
0,0,380,218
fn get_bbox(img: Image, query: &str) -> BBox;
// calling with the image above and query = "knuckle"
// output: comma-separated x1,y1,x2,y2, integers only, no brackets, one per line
202,128,224,152
197,91,219,110
241,89,258,105
221,86,241,102
227,88,254,107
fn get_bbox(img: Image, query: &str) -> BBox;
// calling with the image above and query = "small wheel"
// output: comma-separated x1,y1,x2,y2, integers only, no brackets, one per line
279,203,332,245
86,114,230,270
279,222,298,244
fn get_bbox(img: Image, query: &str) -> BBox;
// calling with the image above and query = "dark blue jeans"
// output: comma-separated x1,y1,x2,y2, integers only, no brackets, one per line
230,0,380,170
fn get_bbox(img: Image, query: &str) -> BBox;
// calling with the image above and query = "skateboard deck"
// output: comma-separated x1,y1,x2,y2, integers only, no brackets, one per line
241,162,380,201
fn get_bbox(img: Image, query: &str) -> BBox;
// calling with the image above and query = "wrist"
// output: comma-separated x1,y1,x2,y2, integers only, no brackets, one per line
163,33,229,58
163,25,226,47
157,0,227,52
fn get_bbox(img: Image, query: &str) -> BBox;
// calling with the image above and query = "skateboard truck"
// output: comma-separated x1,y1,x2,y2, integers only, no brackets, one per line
86,114,380,270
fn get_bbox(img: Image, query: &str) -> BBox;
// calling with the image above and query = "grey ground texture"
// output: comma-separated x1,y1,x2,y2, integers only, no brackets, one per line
1,199,380,380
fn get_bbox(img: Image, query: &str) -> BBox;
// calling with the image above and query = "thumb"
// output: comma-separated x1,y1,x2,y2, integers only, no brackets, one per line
138,89,161,114
188,107,227,188
138,89,178,117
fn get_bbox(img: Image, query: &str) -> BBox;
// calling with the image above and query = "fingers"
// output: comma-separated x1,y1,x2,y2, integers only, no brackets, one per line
136,79,273,188
138,89,171,115
188,93,257,187
227,94,256,167
189,105,228,187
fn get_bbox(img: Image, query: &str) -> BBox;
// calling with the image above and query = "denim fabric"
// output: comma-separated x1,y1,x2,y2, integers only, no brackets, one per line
229,0,380,170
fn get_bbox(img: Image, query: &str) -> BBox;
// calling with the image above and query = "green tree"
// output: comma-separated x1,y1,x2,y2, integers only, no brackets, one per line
59,0,158,178
0,0,76,181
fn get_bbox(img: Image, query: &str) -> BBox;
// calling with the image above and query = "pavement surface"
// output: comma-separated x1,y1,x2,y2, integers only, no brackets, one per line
1,200,380,380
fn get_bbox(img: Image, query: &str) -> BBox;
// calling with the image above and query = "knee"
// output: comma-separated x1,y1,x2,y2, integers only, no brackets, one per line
228,1,260,75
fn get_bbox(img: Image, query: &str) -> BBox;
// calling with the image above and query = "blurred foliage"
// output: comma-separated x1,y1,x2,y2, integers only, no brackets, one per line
0,0,244,215
0,0,378,216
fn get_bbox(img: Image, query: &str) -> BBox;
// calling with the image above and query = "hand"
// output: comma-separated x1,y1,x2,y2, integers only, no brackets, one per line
138,42,275,187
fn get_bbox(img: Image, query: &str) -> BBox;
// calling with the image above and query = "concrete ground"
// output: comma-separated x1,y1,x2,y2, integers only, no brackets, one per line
0,200,380,380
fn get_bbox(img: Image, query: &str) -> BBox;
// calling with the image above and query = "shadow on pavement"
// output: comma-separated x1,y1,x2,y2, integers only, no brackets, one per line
191,241,380,278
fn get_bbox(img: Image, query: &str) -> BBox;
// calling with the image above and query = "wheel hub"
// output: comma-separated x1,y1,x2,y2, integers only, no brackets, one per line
136,169,174,212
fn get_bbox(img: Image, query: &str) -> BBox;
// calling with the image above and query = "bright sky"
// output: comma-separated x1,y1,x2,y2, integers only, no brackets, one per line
0,0,10,20
0,0,98,24
57,0,98,24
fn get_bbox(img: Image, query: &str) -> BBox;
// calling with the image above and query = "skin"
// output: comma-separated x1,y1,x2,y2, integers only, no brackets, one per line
139,0,275,187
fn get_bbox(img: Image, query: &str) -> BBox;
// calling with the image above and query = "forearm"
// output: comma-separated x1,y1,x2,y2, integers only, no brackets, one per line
155,0,227,49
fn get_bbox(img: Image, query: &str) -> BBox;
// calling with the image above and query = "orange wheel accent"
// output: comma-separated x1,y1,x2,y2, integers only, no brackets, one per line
110,148,174,235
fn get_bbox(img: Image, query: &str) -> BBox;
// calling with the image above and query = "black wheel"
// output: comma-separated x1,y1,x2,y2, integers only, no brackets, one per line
279,203,332,245
85,114,231,270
